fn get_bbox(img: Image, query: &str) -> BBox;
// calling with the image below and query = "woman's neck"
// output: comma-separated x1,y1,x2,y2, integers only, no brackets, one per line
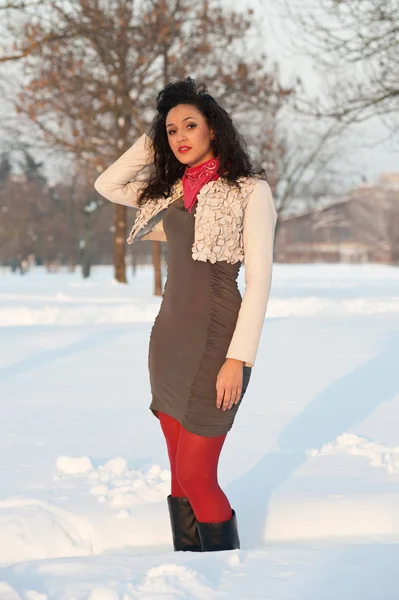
186,155,216,170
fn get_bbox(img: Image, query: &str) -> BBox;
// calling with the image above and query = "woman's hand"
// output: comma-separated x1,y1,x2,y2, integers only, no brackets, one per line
216,358,245,411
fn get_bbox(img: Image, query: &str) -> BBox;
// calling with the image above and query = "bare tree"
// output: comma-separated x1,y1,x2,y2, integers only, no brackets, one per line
0,142,113,273
279,122,344,215
0,150,64,265
0,0,293,293
278,0,399,133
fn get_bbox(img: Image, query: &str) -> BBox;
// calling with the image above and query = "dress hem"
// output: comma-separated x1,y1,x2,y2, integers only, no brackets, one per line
149,405,233,438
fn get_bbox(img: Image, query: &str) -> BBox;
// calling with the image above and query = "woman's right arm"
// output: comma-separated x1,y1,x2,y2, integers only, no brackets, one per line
94,133,154,207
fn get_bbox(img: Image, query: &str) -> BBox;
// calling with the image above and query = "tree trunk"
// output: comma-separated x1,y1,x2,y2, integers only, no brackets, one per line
131,248,137,277
82,248,91,279
152,241,162,296
114,204,127,283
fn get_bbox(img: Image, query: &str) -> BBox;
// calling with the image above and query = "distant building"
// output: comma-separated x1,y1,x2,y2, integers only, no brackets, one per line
274,173,399,264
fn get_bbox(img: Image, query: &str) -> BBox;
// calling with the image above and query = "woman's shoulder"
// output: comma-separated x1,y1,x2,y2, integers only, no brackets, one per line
214,175,271,207
244,177,277,223
237,175,271,197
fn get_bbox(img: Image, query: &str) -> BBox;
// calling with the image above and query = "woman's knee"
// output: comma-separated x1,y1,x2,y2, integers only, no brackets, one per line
175,460,213,494
175,460,195,492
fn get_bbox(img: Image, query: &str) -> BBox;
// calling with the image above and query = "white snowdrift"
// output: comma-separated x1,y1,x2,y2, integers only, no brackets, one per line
1,264,399,599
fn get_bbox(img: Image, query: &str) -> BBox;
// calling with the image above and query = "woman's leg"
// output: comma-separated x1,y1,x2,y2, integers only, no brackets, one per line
158,411,186,497
158,411,202,551
175,427,232,523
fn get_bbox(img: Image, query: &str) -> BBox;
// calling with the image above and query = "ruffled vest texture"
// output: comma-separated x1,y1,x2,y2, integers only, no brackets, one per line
127,176,260,264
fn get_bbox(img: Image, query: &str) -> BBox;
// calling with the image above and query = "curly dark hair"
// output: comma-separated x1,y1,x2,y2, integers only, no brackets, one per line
138,77,261,206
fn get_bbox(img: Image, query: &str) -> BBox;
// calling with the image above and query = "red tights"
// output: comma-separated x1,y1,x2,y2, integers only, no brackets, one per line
158,411,232,523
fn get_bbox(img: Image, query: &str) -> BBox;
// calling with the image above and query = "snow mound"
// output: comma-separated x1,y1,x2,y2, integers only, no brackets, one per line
0,303,159,327
56,455,93,474
3,292,399,327
25,592,48,600
0,582,22,600
0,498,94,565
267,296,399,318
54,457,170,511
308,433,399,475
0,459,172,566
88,461,170,510
135,563,219,599
87,590,119,600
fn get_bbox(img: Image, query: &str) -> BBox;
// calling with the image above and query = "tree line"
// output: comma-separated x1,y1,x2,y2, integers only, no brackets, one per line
1,0,397,289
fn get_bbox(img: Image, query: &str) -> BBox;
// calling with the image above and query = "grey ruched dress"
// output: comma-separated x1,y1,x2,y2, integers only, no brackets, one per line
149,197,251,437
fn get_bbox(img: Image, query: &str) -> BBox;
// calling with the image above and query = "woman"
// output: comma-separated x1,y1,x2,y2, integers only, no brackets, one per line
94,78,277,553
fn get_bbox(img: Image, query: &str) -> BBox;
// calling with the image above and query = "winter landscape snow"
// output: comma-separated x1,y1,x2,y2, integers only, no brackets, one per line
0,263,398,599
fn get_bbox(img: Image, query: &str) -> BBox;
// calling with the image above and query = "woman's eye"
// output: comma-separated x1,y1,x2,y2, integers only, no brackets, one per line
167,123,196,135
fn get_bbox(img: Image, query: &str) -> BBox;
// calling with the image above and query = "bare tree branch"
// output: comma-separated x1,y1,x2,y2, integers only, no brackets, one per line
276,0,399,131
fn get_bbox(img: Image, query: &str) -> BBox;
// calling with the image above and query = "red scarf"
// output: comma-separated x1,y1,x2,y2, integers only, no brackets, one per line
182,156,220,214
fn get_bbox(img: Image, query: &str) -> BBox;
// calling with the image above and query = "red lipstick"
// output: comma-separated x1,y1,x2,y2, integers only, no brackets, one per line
178,146,192,153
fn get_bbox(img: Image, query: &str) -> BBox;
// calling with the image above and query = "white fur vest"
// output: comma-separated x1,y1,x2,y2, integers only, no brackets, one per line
127,176,260,264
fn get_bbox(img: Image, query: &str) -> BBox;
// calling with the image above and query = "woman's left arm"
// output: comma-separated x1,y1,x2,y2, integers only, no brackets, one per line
216,179,277,411
226,179,277,366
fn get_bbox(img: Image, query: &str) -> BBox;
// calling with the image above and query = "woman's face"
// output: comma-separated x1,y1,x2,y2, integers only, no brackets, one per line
166,104,214,168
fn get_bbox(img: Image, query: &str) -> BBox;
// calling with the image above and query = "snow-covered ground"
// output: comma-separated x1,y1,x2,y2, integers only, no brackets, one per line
1,263,398,599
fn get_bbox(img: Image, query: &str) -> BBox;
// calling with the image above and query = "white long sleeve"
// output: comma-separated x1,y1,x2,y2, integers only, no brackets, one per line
94,133,154,207
226,179,277,367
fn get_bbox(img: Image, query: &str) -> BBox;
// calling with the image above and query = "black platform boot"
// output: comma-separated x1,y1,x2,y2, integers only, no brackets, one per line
196,509,240,552
167,495,202,552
